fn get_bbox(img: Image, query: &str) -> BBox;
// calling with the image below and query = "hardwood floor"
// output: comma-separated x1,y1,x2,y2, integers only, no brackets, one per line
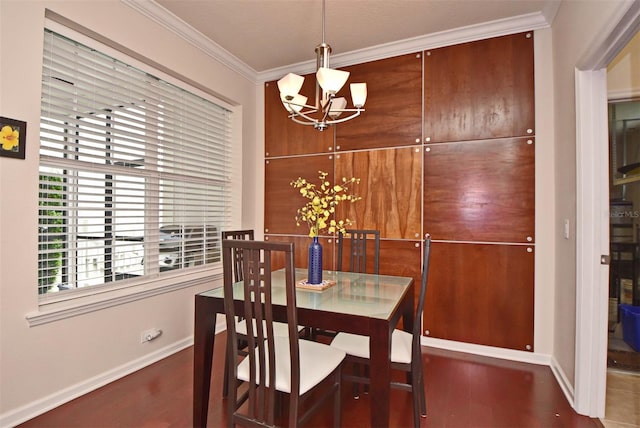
18,333,602,428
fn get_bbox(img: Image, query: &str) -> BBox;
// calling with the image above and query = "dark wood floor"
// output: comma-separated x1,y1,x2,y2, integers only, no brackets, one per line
18,332,602,428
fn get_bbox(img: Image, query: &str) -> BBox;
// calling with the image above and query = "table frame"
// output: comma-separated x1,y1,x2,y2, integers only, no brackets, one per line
192,271,414,427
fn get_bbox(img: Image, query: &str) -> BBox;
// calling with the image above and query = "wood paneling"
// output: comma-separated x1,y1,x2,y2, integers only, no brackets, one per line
424,242,535,351
336,53,423,150
264,155,334,235
424,137,535,243
264,32,536,353
336,147,422,239
424,32,534,143
265,234,335,271
264,77,334,157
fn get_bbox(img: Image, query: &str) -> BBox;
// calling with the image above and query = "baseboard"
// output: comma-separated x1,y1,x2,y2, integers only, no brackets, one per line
421,336,552,366
0,338,193,428
549,354,575,408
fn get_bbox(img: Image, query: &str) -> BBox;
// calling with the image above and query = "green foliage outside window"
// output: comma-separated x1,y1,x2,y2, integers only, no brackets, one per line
38,175,63,294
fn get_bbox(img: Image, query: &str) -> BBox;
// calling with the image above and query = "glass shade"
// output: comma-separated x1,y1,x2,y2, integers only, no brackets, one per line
328,97,347,118
277,73,304,99
350,83,367,108
316,67,349,94
281,93,308,113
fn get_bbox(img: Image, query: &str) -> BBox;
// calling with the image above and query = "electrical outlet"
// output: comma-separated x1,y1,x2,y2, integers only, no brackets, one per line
140,328,162,343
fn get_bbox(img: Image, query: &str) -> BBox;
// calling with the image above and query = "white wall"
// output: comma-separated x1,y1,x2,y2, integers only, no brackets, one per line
550,0,632,387
0,1,259,425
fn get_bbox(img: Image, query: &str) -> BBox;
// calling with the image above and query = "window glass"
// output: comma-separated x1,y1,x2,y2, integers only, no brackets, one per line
38,29,232,295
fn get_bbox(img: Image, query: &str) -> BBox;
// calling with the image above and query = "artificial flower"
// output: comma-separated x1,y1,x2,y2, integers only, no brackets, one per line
290,170,361,237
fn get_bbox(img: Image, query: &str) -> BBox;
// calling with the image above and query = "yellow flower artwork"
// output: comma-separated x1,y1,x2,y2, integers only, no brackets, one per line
290,170,361,237
0,117,26,159
0,125,19,151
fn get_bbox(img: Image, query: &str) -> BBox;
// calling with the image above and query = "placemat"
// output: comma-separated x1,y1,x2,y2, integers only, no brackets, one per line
296,279,337,291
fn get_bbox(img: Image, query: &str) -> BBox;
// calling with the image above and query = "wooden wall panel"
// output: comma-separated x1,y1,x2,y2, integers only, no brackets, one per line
336,53,423,150
336,147,422,239
265,234,335,271
264,32,536,353
264,155,334,235
424,137,535,243
424,32,534,143
265,76,334,157
423,242,535,351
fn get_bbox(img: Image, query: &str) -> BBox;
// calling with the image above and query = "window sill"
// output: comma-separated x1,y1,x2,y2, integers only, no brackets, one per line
26,268,222,327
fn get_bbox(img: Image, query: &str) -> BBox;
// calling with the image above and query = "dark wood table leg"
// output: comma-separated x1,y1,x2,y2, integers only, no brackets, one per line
193,295,217,428
369,318,392,427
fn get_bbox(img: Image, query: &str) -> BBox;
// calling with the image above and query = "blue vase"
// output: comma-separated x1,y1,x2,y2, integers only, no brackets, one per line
308,236,323,284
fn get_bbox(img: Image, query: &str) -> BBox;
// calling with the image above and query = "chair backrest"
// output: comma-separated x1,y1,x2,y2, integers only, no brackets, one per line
337,229,380,274
222,229,254,282
413,234,432,351
222,239,299,425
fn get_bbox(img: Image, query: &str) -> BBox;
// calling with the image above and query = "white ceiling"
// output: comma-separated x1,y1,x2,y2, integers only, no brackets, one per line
140,0,561,78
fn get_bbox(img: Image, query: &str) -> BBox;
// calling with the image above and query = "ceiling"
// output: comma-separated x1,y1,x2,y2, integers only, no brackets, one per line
152,0,561,75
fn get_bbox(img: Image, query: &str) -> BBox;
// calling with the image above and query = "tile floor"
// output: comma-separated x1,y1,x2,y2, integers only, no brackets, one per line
602,309,640,428
600,370,640,427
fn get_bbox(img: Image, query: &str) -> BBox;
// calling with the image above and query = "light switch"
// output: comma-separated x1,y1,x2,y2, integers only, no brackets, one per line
564,219,570,239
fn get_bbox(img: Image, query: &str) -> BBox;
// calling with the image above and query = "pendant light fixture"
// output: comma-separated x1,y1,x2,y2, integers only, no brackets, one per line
277,0,367,131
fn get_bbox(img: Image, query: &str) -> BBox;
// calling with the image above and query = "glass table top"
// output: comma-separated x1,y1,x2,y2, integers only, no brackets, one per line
198,268,413,320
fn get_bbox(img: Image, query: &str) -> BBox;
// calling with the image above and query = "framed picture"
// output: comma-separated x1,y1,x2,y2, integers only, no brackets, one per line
0,117,26,159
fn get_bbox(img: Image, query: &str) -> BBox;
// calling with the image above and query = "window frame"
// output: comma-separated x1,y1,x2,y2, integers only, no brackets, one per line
29,20,242,324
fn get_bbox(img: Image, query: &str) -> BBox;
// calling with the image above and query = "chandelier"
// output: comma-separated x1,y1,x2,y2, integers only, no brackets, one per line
276,0,367,131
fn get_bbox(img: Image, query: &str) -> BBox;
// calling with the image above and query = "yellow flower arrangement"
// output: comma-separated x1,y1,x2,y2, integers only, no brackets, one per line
0,125,19,151
290,170,361,237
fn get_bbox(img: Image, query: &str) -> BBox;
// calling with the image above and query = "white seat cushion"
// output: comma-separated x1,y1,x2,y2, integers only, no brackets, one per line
237,336,346,395
330,329,413,364
235,318,304,336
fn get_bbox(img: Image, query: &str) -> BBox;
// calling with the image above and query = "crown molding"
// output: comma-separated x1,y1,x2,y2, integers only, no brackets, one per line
259,11,550,82
123,0,551,84
121,0,259,82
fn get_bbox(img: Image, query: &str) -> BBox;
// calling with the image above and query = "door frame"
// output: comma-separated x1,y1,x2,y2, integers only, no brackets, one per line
575,1,640,417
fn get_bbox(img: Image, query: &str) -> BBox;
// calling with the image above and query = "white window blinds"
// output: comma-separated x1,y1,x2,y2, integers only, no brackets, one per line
38,29,232,295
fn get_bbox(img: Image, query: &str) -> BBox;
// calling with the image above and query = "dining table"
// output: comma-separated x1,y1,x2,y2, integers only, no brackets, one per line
192,268,415,427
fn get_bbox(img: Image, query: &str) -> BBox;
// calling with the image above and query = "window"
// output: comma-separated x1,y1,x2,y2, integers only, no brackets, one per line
38,29,232,296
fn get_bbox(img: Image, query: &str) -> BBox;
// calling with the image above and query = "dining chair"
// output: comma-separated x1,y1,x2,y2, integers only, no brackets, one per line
337,229,380,274
222,239,346,428
330,233,431,428
221,229,254,398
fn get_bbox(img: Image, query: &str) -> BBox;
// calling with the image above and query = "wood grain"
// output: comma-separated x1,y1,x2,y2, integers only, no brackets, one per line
424,32,535,143
336,147,422,239
264,77,334,157
336,53,423,150
424,137,535,243
423,241,535,351
264,155,334,235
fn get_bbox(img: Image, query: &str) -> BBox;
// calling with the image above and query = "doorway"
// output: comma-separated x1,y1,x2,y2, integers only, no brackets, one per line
607,99,640,373
575,0,640,419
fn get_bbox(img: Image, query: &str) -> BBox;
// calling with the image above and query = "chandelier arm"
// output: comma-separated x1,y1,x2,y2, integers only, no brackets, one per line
283,100,318,111
289,109,324,124
320,97,334,123
290,116,323,126
322,110,364,125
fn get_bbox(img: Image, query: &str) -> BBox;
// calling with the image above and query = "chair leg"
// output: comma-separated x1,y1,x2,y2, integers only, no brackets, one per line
289,392,299,428
410,364,427,428
222,352,230,398
418,367,427,417
352,362,360,399
334,368,342,428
